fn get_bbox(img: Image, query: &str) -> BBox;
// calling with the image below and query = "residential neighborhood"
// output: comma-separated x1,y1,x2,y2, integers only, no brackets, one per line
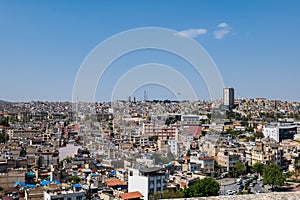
1,89,300,199
2,1,300,199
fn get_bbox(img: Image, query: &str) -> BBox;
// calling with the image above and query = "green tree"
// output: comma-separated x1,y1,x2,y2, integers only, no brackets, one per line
252,162,264,175
150,191,162,200
263,163,285,189
149,136,158,142
0,132,9,143
160,189,184,198
234,162,246,176
214,160,220,174
184,177,220,197
71,175,80,183
0,117,9,127
64,156,73,163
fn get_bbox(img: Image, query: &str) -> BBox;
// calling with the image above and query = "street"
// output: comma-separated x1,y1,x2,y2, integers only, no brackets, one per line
217,177,269,196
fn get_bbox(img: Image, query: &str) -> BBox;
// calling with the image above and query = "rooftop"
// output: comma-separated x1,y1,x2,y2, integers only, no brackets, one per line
120,191,144,200
140,167,164,173
105,178,127,187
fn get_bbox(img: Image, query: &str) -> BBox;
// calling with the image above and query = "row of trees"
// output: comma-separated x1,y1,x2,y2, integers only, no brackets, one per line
234,161,287,189
224,161,287,189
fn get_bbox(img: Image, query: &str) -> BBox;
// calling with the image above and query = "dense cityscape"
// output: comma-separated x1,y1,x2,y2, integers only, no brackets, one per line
1,88,300,199
2,1,300,200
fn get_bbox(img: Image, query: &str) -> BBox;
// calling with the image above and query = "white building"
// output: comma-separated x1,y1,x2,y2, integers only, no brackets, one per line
263,124,297,142
44,190,85,200
181,114,206,124
132,135,149,147
223,88,234,109
167,140,178,156
128,167,168,200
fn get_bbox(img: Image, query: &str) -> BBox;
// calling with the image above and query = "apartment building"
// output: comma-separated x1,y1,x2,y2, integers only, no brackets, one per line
128,167,168,200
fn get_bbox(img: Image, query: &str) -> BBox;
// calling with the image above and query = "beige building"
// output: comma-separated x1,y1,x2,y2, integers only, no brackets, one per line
216,148,241,171
251,150,273,165
0,168,26,189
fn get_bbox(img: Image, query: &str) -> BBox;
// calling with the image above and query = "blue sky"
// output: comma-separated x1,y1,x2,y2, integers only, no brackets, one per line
1,0,300,102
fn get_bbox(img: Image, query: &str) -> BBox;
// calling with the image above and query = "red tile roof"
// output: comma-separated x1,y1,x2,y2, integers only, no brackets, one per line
120,191,143,200
188,125,202,137
105,178,127,187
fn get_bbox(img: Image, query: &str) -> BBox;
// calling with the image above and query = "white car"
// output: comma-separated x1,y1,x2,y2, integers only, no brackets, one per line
226,190,235,195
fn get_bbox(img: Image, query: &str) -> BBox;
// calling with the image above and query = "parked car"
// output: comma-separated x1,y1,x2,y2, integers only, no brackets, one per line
225,190,236,195
239,185,244,190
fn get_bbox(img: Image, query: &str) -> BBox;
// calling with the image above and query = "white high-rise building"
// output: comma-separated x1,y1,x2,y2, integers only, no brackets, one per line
223,88,234,109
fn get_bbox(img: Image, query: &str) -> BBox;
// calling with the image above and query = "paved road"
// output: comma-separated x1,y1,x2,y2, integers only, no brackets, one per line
218,178,236,186
217,178,269,195
217,178,240,195
250,179,270,193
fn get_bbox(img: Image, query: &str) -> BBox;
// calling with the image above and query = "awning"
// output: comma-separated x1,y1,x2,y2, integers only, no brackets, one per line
73,183,82,189
51,180,61,184
109,171,116,175
13,181,26,187
40,180,50,186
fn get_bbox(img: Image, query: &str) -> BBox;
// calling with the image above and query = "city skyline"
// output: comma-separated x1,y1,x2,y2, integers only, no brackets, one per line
1,1,300,102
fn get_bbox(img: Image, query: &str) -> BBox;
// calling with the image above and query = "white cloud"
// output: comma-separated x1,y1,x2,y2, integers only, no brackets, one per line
175,28,207,38
214,29,230,39
214,22,230,39
218,22,228,28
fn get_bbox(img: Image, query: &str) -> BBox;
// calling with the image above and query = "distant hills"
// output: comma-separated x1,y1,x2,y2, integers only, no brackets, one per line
0,100,9,103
